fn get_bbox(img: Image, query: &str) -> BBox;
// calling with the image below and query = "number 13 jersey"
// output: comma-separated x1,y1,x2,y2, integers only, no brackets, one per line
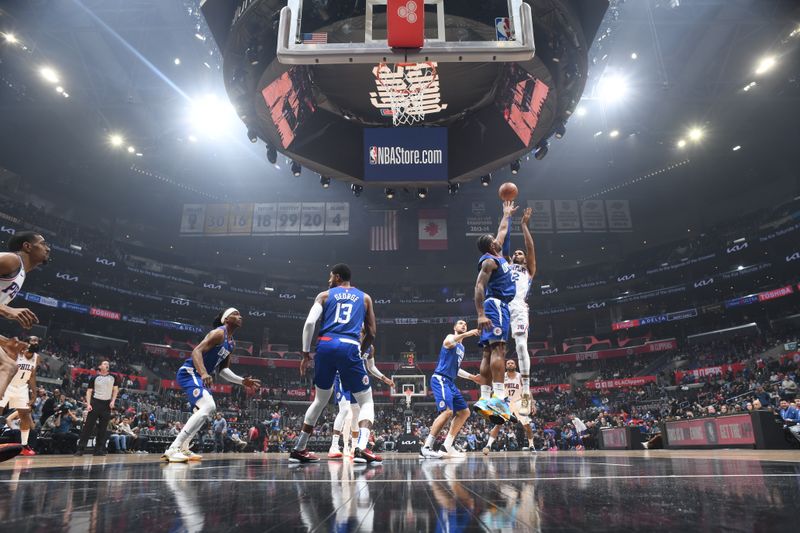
320,286,366,341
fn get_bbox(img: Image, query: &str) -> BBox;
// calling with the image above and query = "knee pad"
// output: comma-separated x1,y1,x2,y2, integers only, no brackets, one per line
515,337,530,374
350,403,361,424
353,389,374,424
333,400,351,432
303,386,333,426
195,391,216,419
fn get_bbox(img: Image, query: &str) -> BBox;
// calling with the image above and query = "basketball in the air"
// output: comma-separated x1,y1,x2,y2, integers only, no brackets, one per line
498,182,518,201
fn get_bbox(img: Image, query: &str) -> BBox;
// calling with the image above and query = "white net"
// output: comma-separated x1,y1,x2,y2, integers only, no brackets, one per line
375,62,438,126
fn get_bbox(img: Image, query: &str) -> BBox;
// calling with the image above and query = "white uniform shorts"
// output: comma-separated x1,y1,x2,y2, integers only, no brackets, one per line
509,303,529,336
0,384,30,409
510,402,531,426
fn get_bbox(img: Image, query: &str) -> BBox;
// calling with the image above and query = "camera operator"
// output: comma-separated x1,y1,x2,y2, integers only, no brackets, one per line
46,403,79,453
778,399,800,444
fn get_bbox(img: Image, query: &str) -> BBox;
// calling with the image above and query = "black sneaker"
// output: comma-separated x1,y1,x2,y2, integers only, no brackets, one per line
289,449,320,463
354,447,382,464
74,449,84,457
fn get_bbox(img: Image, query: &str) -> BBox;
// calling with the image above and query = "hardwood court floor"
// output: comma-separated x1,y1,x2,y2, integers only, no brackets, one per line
1,450,799,531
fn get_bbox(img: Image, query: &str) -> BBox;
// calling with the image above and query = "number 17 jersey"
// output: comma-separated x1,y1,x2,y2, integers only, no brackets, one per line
320,286,366,341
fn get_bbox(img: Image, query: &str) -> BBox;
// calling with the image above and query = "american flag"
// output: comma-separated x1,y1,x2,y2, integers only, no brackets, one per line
370,210,398,251
302,33,328,44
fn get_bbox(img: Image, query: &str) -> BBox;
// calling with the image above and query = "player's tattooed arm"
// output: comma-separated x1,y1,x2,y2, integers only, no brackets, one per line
192,327,225,386
474,259,496,331
521,207,537,278
300,291,328,376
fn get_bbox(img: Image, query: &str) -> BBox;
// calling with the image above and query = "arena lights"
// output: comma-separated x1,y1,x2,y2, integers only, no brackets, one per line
189,94,237,137
188,135,198,143
266,145,277,164
39,66,60,84
448,183,460,195
630,52,638,60
247,129,258,143
754,56,776,75
3,33,18,44
510,159,521,174
596,74,629,103
109,134,124,147
127,146,136,154
688,127,703,142
174,58,181,65
534,141,549,160
677,139,687,149
194,32,206,41
417,188,428,199
246,43,260,66
553,123,566,139
384,187,395,199
575,106,587,117
480,175,492,187
351,184,363,197
742,81,757,92
609,130,620,138
290,161,302,177
56,86,64,93
732,145,742,151
320,176,331,188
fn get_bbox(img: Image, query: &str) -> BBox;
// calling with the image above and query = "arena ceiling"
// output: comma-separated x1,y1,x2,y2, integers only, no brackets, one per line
0,0,798,243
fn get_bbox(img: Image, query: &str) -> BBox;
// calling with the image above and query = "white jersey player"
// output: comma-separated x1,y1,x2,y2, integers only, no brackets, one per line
0,335,40,456
483,359,537,453
504,208,537,415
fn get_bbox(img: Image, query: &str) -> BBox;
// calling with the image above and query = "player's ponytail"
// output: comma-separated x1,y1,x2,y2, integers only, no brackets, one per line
212,312,224,328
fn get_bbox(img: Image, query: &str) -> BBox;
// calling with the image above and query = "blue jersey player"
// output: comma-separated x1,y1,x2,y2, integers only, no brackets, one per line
420,320,480,459
162,308,261,463
473,200,518,425
291,264,382,464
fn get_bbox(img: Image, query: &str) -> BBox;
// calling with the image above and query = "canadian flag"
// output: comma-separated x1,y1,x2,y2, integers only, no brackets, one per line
418,209,447,250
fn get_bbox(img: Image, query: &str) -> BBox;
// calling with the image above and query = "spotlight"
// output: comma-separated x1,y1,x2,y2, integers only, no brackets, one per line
109,134,124,147
247,129,258,143
351,184,363,197
55,86,63,93
534,141,549,160
194,32,206,41
732,145,741,151
754,56,776,75
3,33,18,44
510,159,521,175
291,161,302,177
688,127,703,141
553,123,566,139
448,183,460,195
417,188,428,199
630,52,638,60
384,187,395,199
188,135,198,143
596,74,628,103
266,145,277,164
174,58,181,65
39,66,60,84
609,129,620,138
246,44,260,66
575,106,587,117
480,174,492,187
127,146,135,153
677,139,687,148
320,176,331,188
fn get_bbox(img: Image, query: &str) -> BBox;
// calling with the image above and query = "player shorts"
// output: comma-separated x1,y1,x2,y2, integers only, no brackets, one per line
430,374,468,412
0,384,30,409
176,364,211,408
333,373,357,404
510,402,531,426
479,298,510,347
509,303,529,336
314,336,370,395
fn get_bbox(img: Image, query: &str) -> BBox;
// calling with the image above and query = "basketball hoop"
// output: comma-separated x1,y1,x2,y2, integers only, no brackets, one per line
403,388,414,409
375,62,438,126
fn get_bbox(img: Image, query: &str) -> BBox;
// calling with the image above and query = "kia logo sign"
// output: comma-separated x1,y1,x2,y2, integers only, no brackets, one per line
786,252,800,262
96,257,116,267
399,439,417,446
617,274,635,282
0,226,15,235
203,283,222,290
279,293,296,300
587,302,606,310
170,298,190,306
541,288,559,295
445,297,462,303
374,299,392,304
248,310,266,317
693,278,714,288
726,242,748,254
56,272,79,282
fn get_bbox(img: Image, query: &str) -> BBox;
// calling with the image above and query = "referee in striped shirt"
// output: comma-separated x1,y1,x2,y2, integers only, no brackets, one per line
75,361,119,456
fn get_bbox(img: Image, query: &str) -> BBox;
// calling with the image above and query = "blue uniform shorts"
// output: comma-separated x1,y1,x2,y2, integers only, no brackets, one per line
314,336,370,394
176,364,211,407
430,374,468,412
479,298,510,347
333,372,357,404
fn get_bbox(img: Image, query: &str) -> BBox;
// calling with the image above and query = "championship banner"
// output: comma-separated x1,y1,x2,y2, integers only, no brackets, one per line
465,201,493,236
584,375,657,390
418,209,448,250
300,203,326,234
534,339,677,365
252,203,278,234
580,200,607,232
554,200,580,233
529,199,553,233
606,200,633,232
675,363,746,382
228,203,254,234
180,204,206,235
664,414,755,447
203,203,230,235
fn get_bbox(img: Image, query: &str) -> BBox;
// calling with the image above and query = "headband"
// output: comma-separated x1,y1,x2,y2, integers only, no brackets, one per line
221,307,239,324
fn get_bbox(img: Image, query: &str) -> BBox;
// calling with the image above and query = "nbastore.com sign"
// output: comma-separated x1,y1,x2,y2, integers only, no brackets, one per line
363,127,447,181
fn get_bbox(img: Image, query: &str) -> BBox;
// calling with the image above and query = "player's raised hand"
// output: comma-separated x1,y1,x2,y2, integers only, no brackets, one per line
6,307,38,329
300,352,312,376
521,207,533,225
477,315,492,331
502,200,518,217
467,328,480,338
243,376,261,391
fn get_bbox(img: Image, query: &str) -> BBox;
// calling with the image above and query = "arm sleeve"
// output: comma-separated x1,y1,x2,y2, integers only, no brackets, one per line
501,218,511,257
457,369,472,380
365,357,386,380
219,367,244,385
302,302,324,352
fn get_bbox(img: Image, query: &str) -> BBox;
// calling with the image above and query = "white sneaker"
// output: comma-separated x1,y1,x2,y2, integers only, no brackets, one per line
442,447,466,459
328,446,343,459
519,393,531,416
161,448,190,463
420,446,444,459
181,449,203,461
482,446,491,455
642,441,649,450
522,446,530,451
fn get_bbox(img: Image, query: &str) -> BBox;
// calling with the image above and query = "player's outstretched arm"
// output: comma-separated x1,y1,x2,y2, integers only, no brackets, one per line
457,368,483,384
443,329,480,349
192,328,225,386
495,201,518,258
219,356,261,390
361,293,377,355
300,291,327,376
474,259,496,331
521,207,537,278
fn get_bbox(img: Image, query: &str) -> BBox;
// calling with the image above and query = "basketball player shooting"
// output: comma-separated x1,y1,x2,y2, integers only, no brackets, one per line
292,263,382,464
472,201,518,425
162,308,261,463
503,207,537,415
